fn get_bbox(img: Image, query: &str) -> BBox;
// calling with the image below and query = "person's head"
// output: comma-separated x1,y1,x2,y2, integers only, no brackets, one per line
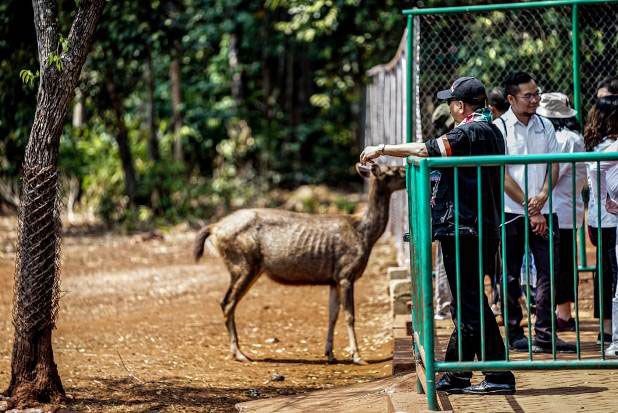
431,102,454,137
487,87,509,119
596,76,618,98
503,71,541,118
536,92,579,132
436,76,487,123
584,95,618,151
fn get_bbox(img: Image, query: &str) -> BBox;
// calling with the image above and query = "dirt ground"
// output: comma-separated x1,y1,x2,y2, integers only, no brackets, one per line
0,215,395,412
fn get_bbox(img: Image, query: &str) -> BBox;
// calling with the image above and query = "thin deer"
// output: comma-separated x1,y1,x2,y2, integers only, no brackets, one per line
194,163,406,364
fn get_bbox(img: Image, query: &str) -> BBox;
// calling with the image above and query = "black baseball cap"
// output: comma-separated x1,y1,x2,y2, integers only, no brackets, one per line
437,76,487,104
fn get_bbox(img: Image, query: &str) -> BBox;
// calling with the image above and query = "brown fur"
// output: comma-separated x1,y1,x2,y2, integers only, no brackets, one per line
194,163,406,364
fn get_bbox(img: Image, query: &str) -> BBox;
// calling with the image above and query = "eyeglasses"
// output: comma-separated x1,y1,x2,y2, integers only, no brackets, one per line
515,88,542,102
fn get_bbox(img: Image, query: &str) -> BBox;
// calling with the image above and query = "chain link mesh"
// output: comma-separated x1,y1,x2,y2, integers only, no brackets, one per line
416,3,617,137
12,164,62,338
579,3,618,113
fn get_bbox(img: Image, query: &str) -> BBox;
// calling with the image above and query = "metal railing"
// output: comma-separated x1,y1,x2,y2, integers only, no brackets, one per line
406,151,618,410
403,0,617,272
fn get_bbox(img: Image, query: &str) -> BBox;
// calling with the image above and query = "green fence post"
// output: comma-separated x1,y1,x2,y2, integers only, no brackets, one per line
572,163,581,358
419,159,437,410
572,3,581,126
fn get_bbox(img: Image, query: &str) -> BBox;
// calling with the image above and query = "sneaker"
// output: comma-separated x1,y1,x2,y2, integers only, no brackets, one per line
556,317,575,332
436,373,470,394
532,338,576,354
605,342,618,357
509,335,530,352
597,333,612,345
462,379,516,395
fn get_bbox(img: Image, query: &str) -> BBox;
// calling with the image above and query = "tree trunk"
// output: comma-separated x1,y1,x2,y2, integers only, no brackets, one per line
228,32,243,111
72,87,84,128
7,1,105,405
144,43,160,162
106,78,138,203
169,38,183,162
260,12,271,119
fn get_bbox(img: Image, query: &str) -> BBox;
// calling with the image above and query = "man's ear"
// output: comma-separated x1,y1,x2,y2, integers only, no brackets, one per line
507,94,516,106
356,162,371,179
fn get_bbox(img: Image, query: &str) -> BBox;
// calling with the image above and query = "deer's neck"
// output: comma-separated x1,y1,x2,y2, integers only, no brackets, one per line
359,179,391,247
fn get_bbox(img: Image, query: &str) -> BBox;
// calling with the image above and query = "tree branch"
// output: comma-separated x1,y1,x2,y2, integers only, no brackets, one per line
31,0,59,70
63,0,106,78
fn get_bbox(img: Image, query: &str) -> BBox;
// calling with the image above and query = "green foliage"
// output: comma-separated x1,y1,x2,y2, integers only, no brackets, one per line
4,0,614,227
19,69,38,87
46,53,63,71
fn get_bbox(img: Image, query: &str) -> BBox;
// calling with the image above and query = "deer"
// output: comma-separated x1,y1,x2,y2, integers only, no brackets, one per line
193,162,406,365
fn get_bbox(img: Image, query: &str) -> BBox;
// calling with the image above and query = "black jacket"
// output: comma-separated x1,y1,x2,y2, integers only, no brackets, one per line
425,114,506,239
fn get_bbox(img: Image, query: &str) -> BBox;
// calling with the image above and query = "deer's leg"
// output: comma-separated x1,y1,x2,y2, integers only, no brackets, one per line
325,284,340,364
220,265,260,362
340,279,366,365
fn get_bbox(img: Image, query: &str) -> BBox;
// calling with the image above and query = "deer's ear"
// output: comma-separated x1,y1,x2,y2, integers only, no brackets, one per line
356,162,372,178
371,163,384,178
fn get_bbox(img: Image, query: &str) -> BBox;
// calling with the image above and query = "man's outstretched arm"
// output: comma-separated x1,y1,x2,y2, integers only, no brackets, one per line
360,142,428,164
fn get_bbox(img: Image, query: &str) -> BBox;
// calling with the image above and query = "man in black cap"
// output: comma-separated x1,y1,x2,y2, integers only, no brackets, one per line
361,76,515,395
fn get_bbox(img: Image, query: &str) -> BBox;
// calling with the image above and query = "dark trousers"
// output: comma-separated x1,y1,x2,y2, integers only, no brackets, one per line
503,213,560,344
440,236,515,384
588,226,618,319
556,228,577,305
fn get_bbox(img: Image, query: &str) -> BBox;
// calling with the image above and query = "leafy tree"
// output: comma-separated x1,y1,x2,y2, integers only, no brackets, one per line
7,0,104,406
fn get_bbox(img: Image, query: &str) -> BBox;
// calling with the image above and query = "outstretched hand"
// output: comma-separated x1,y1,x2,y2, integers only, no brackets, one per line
360,145,381,165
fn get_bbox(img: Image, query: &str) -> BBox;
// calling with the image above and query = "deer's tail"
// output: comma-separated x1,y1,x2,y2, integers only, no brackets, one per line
194,224,214,261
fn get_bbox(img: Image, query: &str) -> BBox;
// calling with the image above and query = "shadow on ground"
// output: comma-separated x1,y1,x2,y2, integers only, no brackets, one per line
66,377,321,412
253,356,392,365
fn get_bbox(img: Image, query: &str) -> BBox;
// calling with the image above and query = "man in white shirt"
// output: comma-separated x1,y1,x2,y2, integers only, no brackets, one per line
494,72,575,353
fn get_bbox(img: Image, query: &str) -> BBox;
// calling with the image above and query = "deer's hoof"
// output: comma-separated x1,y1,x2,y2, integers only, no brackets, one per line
353,357,368,365
234,352,251,362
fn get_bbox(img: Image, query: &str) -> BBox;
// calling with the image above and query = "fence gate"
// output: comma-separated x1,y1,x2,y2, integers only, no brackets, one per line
402,0,618,410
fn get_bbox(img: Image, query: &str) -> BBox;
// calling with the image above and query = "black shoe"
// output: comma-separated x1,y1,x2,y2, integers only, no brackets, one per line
597,333,612,345
509,335,530,352
556,317,576,332
462,380,516,395
532,338,576,354
436,373,470,394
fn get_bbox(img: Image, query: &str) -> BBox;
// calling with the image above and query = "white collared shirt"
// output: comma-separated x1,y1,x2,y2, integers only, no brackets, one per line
494,108,560,215
588,138,618,228
552,129,586,229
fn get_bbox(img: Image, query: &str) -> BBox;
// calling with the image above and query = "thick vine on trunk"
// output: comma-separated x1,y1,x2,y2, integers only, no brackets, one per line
5,0,105,407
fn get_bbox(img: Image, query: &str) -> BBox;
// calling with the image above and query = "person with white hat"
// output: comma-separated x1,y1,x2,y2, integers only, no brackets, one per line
536,92,586,333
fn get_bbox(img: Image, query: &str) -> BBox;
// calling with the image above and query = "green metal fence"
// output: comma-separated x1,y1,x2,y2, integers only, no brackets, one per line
406,152,618,410
403,2,618,409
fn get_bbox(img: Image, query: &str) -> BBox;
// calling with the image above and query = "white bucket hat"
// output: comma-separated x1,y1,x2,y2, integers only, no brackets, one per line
536,92,577,118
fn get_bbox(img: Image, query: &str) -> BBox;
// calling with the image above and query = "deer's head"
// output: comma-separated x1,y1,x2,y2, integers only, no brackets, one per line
356,162,406,193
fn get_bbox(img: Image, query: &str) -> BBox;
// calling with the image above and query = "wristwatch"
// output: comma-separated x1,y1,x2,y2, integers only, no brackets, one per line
379,143,386,154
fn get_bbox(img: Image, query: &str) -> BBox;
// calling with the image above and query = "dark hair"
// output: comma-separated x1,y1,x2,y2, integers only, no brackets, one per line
544,116,579,132
503,72,535,97
487,87,510,112
584,95,618,151
596,76,618,95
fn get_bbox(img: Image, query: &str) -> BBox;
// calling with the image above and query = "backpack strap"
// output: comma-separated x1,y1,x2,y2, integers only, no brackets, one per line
498,116,508,138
